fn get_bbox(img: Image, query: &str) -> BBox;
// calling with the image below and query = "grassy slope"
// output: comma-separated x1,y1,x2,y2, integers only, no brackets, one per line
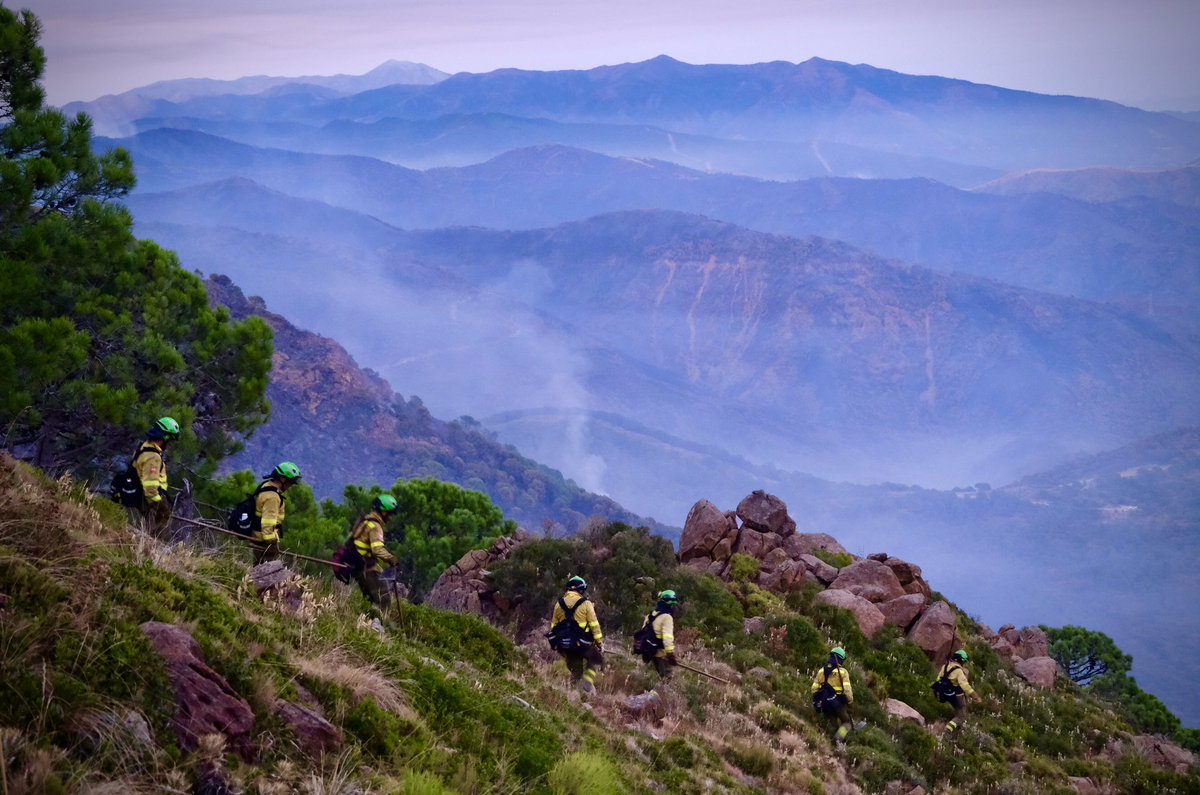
0,456,1196,795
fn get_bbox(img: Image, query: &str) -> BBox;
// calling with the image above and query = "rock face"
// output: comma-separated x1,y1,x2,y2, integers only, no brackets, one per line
829,560,907,603
785,533,849,558
140,621,255,761
814,589,885,639
878,593,928,630
883,556,932,598
998,625,1051,660
1014,656,1059,689
425,531,531,619
679,500,739,562
1130,735,1197,774
907,601,958,661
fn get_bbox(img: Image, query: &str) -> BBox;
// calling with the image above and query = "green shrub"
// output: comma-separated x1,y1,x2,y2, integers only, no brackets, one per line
728,554,761,584
812,549,853,569
753,701,802,733
660,736,696,768
396,770,455,795
547,751,625,795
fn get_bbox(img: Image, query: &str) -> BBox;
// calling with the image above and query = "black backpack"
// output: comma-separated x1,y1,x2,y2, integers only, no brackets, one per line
109,444,158,508
632,611,665,661
812,663,843,713
331,535,366,584
931,663,964,703
226,482,280,537
546,595,592,653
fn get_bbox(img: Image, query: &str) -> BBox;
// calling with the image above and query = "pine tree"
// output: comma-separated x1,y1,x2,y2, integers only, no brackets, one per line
0,6,272,480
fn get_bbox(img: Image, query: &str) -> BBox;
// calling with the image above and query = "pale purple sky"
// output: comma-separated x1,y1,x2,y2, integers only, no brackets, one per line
19,0,1200,110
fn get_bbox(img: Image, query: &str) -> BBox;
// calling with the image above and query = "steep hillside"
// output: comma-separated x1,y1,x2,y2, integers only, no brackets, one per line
205,275,667,535
977,163,1200,208
2,456,1196,794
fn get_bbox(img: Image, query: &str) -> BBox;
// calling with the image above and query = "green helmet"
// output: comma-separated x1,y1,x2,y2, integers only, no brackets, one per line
658,589,678,605
374,494,398,513
272,461,302,480
831,646,846,662
152,416,181,440
954,649,969,662
566,575,587,592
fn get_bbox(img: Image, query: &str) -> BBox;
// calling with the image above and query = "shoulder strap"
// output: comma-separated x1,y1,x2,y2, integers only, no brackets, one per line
130,442,158,466
253,482,281,499
560,594,585,621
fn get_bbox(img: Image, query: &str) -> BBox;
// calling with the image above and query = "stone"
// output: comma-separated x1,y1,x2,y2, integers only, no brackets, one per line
814,588,885,639
624,691,664,720
1068,776,1102,795
882,698,926,726
906,601,957,661
878,593,928,630
998,624,1019,644
868,552,889,562
1131,735,1197,774
711,534,736,562
990,636,1017,659
757,559,810,593
425,531,529,619
783,532,849,558
829,560,907,603
1015,626,1050,659
140,621,255,761
273,700,343,758
743,617,768,636
1014,656,1058,689
250,559,293,594
798,554,839,585
759,546,792,571
679,500,739,562
734,528,780,559
735,490,796,537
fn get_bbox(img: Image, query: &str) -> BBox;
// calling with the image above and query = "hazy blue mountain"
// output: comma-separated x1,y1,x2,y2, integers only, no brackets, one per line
107,132,1200,311
978,163,1200,209
78,56,1200,178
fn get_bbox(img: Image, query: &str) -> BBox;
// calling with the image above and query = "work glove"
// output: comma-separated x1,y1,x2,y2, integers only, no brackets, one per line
666,652,677,666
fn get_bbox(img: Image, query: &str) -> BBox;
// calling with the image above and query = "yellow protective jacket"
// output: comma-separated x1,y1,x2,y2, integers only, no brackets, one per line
352,510,396,571
132,441,166,504
252,480,285,543
550,590,603,645
641,610,675,656
811,664,854,703
942,661,975,697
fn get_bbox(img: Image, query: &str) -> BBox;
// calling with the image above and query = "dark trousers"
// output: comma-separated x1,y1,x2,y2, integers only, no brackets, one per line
353,568,391,609
946,694,968,732
561,645,604,685
653,657,673,679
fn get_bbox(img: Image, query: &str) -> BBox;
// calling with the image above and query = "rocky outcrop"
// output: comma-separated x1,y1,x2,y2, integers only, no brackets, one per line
784,533,849,558
1130,735,1198,774
679,500,738,563
425,531,531,619
1014,656,1058,689
998,625,1050,660
814,589,885,639
906,601,957,661
883,556,932,598
140,621,255,761
878,594,928,630
736,490,796,536
829,559,907,604
797,554,839,585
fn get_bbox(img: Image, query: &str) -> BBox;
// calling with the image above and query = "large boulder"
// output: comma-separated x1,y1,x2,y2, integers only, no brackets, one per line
783,533,848,558
734,528,781,559
906,601,957,661
425,531,530,619
829,560,907,604
882,698,926,726
757,559,817,593
1014,656,1058,689
883,557,932,599
814,589,885,639
679,500,739,562
879,593,928,630
1130,735,1197,774
140,621,256,761
735,490,796,537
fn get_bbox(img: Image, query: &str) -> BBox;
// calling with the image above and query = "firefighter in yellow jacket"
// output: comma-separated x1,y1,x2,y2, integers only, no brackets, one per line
940,649,976,736
640,590,679,681
548,576,604,694
121,417,180,536
251,462,301,564
811,646,855,744
351,494,399,609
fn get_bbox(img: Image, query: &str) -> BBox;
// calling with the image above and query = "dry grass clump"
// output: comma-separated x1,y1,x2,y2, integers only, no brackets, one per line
293,648,419,723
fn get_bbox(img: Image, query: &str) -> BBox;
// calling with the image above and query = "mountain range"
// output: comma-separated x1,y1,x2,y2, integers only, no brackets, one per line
65,55,1200,723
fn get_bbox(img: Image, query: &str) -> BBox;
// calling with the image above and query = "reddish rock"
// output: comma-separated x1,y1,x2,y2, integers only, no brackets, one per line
798,554,839,585
907,601,958,661
829,560,906,603
990,636,1017,659
426,531,530,619
867,552,889,562
743,617,768,636
1016,627,1050,659
711,534,736,562
140,622,255,761
783,533,848,558
1014,656,1058,689
814,589,885,639
882,698,926,726
757,559,812,593
1130,734,1197,774
734,528,781,559
735,490,796,537
759,547,792,572
679,500,739,562
273,700,343,758
999,624,1019,644
879,593,928,630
